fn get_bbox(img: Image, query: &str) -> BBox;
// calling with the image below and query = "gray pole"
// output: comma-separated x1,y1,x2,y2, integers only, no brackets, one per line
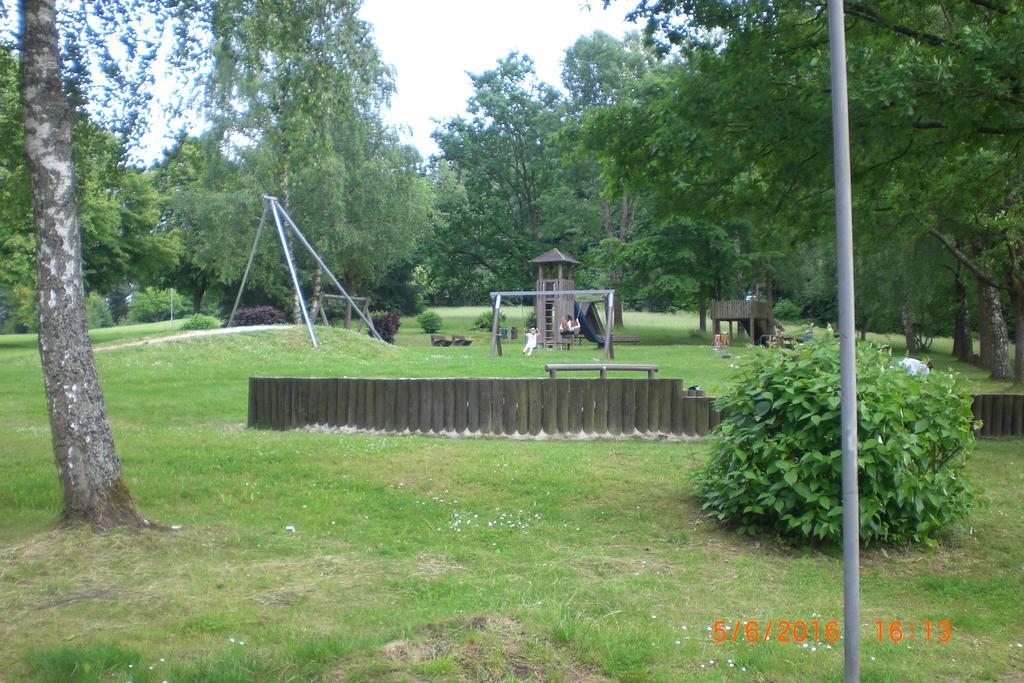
228,202,270,327
489,294,503,356
827,1,860,680
273,199,384,342
604,292,615,360
270,199,318,348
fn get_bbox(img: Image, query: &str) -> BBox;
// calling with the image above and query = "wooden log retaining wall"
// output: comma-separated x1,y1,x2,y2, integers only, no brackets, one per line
972,394,1024,437
249,377,719,438
248,379,1024,439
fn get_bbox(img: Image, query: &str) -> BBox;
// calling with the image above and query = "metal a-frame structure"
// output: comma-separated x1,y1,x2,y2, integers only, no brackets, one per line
228,195,382,347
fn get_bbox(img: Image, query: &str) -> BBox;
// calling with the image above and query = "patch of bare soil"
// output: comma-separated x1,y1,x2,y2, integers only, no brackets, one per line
334,614,611,682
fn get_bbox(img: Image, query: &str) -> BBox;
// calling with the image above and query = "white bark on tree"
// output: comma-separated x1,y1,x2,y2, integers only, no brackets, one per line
20,0,146,529
980,284,1011,381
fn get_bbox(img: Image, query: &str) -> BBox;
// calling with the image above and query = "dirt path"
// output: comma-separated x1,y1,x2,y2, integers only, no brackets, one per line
95,325,286,351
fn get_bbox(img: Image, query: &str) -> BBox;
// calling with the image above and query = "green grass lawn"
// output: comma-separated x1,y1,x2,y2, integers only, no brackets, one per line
0,314,1022,681
0,320,189,356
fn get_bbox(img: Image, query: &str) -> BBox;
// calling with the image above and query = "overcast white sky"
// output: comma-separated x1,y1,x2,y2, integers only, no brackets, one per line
358,0,641,159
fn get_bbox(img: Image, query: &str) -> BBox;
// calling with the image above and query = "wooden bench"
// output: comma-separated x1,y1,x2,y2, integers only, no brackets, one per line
610,335,641,344
544,363,660,380
431,334,452,347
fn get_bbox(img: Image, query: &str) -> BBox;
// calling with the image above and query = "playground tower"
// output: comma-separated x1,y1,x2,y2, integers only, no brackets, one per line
530,248,580,349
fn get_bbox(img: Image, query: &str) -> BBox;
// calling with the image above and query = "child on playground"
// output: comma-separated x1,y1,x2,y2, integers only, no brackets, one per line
523,327,538,356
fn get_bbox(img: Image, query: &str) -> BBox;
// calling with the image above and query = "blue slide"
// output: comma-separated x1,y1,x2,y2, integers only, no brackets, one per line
574,302,605,348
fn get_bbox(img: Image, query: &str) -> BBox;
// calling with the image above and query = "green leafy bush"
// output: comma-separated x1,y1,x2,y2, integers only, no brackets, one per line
371,312,400,344
695,336,975,547
181,314,222,331
232,306,288,326
86,292,113,329
473,309,506,330
5,284,37,333
416,310,443,334
128,287,186,323
772,298,802,321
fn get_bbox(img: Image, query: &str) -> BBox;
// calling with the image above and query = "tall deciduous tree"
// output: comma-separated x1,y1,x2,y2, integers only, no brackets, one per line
430,54,603,300
155,135,255,313
19,0,147,529
561,31,654,326
198,0,429,313
610,0,1024,378
2,43,175,327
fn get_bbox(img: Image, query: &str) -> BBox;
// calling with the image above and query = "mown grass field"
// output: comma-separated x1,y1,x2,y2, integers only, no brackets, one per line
0,312,1022,681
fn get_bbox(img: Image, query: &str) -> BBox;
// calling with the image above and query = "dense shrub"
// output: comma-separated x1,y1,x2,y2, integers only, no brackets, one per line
232,306,288,326
128,288,187,323
473,309,507,330
0,284,36,333
86,292,113,329
371,312,400,344
695,337,975,547
772,298,802,321
416,310,443,334
181,314,222,331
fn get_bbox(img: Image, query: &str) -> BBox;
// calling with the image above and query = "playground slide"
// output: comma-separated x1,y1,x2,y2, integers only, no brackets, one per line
574,302,605,348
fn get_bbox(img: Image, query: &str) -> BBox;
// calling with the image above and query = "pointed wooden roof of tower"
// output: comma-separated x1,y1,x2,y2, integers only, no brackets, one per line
529,248,581,266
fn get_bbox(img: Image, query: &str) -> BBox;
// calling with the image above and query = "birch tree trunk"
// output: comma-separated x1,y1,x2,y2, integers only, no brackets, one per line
698,288,707,333
20,0,145,529
1010,292,1024,385
974,282,1007,378
308,265,323,323
977,282,994,370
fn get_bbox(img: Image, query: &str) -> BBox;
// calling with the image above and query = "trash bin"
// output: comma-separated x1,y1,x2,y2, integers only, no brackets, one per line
511,326,518,340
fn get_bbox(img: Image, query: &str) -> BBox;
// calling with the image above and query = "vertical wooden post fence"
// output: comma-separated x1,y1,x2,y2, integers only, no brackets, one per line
249,381,1022,439
249,377,721,438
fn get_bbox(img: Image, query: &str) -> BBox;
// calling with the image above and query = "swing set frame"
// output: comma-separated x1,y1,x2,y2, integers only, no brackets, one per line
488,289,616,359
228,195,382,347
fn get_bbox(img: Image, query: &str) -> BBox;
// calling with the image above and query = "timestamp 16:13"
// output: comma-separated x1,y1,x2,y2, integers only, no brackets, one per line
876,620,952,643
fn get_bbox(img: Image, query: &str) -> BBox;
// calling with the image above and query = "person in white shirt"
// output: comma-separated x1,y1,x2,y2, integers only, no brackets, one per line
898,357,932,375
523,327,538,356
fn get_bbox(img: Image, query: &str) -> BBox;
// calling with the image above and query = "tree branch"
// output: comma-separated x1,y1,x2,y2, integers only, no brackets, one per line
965,0,1008,15
928,228,1001,289
845,4,946,47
